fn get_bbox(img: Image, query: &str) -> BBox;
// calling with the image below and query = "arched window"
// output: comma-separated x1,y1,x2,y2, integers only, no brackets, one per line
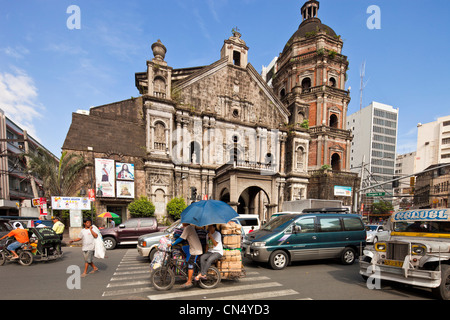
280,88,286,98
154,77,166,97
329,114,338,128
265,153,273,165
233,51,241,66
331,153,341,171
329,77,336,87
296,147,305,171
301,78,311,93
154,122,166,150
190,141,201,164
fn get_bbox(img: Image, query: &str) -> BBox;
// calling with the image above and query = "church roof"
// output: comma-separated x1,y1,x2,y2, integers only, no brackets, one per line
284,18,337,52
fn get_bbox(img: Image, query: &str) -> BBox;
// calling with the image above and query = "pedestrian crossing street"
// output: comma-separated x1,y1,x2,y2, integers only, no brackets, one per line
102,249,313,300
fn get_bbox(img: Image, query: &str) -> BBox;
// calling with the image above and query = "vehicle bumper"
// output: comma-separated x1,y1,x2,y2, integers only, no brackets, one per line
137,245,151,257
359,260,441,288
242,243,272,263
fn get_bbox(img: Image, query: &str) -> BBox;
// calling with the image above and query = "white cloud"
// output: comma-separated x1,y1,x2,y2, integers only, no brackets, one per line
0,67,44,139
1,46,30,59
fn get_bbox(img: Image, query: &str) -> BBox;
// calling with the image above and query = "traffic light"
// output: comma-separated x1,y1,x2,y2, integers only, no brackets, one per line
392,176,400,188
190,187,197,200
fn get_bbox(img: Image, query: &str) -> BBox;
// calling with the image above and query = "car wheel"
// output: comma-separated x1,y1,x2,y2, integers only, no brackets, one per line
433,265,450,300
341,247,356,265
103,237,117,250
269,250,288,270
149,248,156,261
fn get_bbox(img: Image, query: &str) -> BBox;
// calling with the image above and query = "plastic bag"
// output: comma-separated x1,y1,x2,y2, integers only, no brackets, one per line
93,226,106,259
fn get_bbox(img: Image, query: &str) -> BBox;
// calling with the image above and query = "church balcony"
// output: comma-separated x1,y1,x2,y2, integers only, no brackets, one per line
301,85,350,97
215,160,278,177
153,91,166,99
154,142,166,151
309,125,352,140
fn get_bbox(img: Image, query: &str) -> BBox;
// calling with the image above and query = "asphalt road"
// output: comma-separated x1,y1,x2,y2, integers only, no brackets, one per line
0,246,436,301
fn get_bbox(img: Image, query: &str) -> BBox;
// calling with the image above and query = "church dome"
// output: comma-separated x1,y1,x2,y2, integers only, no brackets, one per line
283,1,337,52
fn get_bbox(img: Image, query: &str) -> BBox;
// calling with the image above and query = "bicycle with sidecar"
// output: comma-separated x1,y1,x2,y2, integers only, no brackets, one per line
0,227,62,266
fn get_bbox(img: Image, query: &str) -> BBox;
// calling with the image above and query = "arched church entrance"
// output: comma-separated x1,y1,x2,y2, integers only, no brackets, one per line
237,186,270,220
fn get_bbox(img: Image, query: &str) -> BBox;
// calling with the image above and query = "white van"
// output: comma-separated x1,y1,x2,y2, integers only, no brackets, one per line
234,214,261,233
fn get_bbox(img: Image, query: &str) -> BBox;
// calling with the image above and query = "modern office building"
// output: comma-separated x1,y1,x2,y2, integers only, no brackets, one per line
347,102,399,213
416,115,450,173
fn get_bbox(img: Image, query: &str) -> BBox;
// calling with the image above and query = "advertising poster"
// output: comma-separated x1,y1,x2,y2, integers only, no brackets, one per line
334,186,352,197
117,181,134,198
116,163,135,180
51,197,91,210
95,158,115,197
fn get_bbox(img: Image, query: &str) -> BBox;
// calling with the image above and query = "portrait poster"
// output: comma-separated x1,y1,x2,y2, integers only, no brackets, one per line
117,181,134,198
95,158,115,198
116,162,135,181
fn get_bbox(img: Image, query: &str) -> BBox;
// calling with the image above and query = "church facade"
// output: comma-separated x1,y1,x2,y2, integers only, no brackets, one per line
62,0,358,222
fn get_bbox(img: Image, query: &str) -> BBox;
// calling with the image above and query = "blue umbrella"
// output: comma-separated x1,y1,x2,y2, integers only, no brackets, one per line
180,200,239,227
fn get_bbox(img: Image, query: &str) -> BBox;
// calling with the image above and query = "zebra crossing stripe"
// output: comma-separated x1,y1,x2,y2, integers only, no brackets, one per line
147,282,283,300
207,289,299,300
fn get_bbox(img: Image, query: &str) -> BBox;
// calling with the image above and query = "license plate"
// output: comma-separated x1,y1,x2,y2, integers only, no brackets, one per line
384,260,403,267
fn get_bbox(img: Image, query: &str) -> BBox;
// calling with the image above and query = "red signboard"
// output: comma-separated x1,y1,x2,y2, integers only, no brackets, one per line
88,189,96,201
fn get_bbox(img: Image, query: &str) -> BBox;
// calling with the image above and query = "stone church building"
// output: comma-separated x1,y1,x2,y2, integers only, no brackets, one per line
62,0,358,222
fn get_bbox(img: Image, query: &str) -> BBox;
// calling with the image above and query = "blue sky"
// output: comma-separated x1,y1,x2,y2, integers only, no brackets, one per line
1,0,449,157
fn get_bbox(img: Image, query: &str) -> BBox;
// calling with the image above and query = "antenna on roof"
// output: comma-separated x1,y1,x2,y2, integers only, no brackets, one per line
359,61,369,110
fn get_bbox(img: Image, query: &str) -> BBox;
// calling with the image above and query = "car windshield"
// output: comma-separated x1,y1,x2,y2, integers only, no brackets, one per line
165,220,181,233
262,215,296,232
365,225,378,231
394,221,450,234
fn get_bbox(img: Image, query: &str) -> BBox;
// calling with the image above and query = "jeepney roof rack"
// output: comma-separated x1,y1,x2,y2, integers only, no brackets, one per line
302,207,350,214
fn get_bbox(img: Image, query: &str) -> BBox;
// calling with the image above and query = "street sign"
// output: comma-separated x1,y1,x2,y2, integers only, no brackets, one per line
366,192,385,197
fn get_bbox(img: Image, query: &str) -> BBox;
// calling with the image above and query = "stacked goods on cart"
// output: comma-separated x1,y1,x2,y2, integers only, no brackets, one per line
216,221,245,279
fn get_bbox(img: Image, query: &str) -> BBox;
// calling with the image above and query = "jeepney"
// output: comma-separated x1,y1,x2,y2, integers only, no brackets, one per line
360,208,450,299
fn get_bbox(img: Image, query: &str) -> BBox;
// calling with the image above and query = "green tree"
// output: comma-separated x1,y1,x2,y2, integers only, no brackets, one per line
372,201,394,215
25,149,87,197
166,197,187,220
128,196,155,218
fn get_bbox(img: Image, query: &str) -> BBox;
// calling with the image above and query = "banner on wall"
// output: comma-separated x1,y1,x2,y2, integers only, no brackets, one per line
51,197,91,210
116,163,135,181
95,158,115,198
117,181,135,198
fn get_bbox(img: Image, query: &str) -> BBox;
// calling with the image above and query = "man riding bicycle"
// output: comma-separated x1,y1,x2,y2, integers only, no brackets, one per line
0,225,30,260
168,223,203,289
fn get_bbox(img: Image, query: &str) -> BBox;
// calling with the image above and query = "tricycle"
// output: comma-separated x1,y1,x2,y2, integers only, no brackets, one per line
150,246,221,291
28,227,63,263
0,238,34,266
0,227,63,266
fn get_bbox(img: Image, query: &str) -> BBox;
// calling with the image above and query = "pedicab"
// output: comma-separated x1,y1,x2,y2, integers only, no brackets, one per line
27,227,63,263
0,227,62,266
150,200,246,291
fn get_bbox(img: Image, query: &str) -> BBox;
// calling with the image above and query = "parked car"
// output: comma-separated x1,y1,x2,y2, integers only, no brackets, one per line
101,217,164,250
0,219,13,239
243,209,366,270
269,211,299,221
365,224,390,244
137,220,182,260
234,214,261,234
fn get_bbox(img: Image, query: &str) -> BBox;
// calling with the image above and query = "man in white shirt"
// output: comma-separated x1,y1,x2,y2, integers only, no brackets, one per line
69,219,100,277
196,224,223,281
